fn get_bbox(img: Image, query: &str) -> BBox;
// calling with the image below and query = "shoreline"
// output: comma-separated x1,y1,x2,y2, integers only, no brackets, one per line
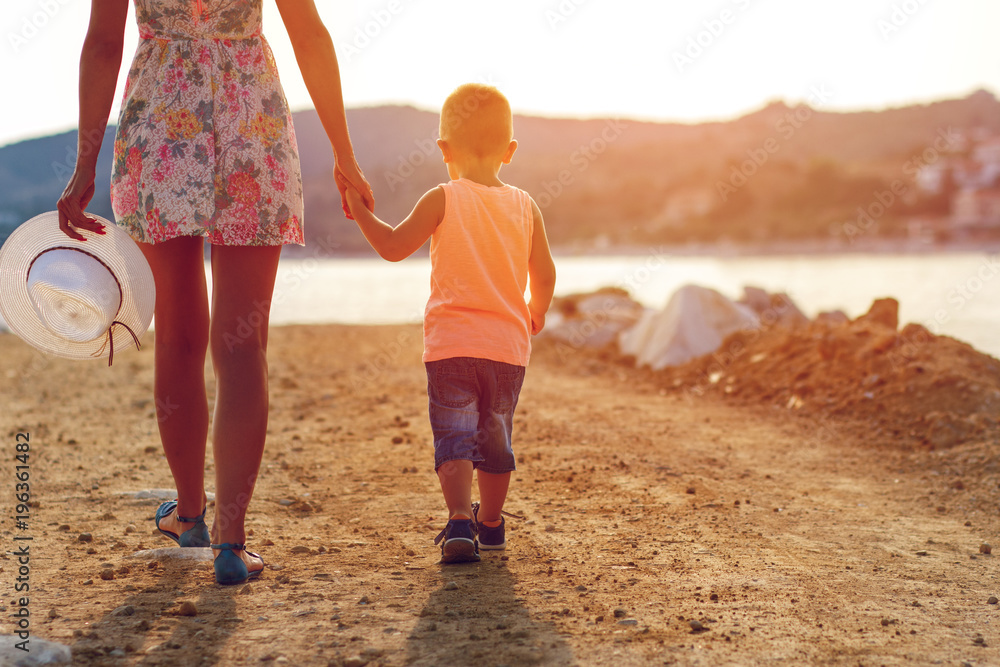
281,237,1000,260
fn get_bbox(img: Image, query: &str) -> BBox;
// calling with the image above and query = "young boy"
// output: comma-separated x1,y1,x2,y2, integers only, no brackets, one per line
340,84,556,563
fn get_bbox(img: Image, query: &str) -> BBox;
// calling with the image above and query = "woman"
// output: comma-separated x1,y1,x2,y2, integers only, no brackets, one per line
57,0,373,585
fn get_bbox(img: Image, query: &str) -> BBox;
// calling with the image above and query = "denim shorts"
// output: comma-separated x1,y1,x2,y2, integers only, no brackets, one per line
425,357,526,474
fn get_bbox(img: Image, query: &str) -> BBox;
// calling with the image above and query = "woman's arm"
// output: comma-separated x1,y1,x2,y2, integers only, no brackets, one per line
274,0,374,216
56,0,130,240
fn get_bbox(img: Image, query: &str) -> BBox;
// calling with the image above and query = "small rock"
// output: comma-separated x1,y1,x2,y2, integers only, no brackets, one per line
343,657,369,667
99,569,115,581
544,524,556,533
391,436,404,444
613,608,627,618
686,487,696,495
290,545,312,554
109,648,126,657
980,543,992,555
125,524,137,534
444,581,459,591
575,585,587,592
988,596,998,605
48,609,59,619
278,499,294,507
689,619,705,632
915,550,929,557
358,596,370,605
78,533,94,543
618,619,638,626
178,601,198,617
112,605,135,617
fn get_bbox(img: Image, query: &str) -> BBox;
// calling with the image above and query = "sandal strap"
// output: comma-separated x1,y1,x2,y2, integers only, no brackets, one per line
211,542,246,551
177,510,206,523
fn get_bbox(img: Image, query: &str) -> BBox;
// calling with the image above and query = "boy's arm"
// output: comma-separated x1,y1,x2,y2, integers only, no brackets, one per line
344,186,444,262
526,198,557,335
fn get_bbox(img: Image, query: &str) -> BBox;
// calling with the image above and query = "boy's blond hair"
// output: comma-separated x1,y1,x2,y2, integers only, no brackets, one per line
439,84,513,158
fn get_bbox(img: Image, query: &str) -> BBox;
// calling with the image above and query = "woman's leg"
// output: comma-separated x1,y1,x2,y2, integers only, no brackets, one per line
138,237,210,533
207,244,282,571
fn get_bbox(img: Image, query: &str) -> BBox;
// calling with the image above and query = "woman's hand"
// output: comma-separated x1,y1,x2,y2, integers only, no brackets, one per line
56,167,106,241
334,156,374,220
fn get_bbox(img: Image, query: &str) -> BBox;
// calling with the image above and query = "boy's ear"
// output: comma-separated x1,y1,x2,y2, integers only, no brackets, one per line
437,139,452,163
501,139,518,165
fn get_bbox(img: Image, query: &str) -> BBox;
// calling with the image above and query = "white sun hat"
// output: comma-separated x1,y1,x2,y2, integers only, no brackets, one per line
0,211,155,364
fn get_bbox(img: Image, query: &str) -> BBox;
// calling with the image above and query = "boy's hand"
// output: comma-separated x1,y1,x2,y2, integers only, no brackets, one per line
530,311,545,335
334,161,374,220
344,185,365,214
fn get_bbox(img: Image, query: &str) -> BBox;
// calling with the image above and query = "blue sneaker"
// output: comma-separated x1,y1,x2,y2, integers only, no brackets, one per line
433,518,480,564
472,503,506,550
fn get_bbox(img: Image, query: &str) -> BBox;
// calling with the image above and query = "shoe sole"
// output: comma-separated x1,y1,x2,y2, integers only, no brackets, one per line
479,541,506,550
441,538,480,563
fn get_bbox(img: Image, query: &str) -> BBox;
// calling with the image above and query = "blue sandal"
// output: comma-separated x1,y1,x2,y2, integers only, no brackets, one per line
211,542,264,585
154,500,211,548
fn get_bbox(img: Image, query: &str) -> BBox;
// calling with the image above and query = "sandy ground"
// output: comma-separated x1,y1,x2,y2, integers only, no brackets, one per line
2,323,999,666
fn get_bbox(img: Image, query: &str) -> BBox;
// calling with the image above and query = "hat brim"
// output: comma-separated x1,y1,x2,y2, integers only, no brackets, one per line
0,211,155,361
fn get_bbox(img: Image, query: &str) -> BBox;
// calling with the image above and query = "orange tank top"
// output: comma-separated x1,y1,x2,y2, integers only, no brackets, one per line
423,178,534,366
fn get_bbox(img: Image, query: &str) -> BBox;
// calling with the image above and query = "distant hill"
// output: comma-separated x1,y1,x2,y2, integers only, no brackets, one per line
2,89,999,252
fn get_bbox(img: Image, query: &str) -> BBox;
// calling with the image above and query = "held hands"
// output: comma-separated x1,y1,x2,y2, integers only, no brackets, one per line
334,156,373,220
56,168,106,241
334,168,368,220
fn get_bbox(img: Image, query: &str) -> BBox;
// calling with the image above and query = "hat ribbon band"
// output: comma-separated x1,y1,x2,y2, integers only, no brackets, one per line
93,321,142,367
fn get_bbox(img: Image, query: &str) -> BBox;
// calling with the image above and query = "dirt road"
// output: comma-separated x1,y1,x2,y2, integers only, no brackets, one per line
2,324,998,666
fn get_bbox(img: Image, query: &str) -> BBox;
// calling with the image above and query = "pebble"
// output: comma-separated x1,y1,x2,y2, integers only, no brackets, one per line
575,585,588,592
343,657,369,667
981,543,992,555
689,619,705,632
78,533,93,543
125,524,137,534
278,499,294,506
178,601,198,617
618,619,638,626
613,608,627,618
358,596,371,605
988,596,998,605
290,545,312,554
99,569,115,581
444,581,459,591
112,605,135,617
545,524,556,532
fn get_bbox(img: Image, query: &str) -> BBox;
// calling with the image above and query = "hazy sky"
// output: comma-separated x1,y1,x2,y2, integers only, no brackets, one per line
2,0,998,147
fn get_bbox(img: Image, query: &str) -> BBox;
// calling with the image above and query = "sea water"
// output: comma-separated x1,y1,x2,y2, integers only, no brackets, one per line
2,252,998,358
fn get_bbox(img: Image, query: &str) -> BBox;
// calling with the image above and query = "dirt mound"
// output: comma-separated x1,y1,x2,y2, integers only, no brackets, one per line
659,298,1000,449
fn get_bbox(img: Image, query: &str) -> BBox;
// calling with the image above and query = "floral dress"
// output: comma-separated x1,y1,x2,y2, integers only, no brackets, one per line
111,0,304,246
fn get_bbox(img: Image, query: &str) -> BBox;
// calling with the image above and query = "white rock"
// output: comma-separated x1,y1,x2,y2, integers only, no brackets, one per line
127,547,213,563
0,635,72,666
